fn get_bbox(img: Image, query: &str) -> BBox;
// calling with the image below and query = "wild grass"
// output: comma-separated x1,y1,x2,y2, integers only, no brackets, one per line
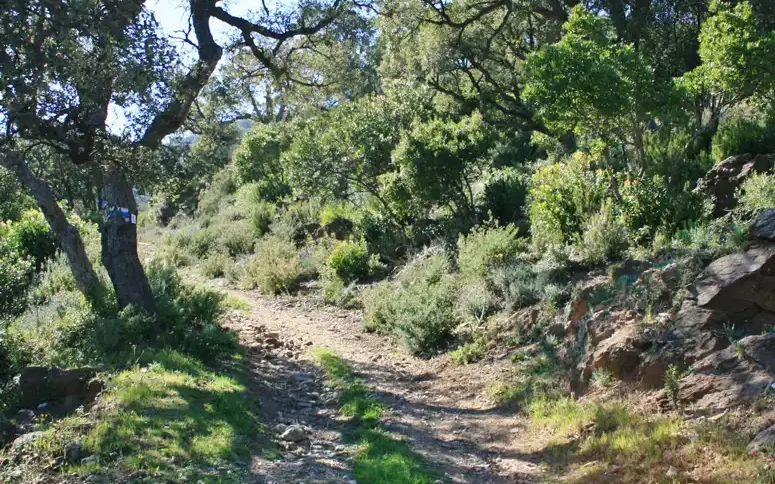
313,349,436,484
11,349,262,482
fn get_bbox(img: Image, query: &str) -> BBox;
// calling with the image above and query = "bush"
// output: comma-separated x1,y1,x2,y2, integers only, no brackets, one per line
579,203,629,265
232,122,291,201
201,251,233,279
457,223,523,280
363,250,459,354
619,174,703,241
327,239,373,283
3,210,58,271
450,339,486,365
528,151,611,249
198,167,239,217
737,172,775,221
481,168,529,225
712,112,775,161
216,221,256,256
241,235,302,293
490,264,540,311
0,239,34,317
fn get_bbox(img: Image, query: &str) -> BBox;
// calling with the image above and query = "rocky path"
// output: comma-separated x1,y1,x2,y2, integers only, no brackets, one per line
210,284,545,484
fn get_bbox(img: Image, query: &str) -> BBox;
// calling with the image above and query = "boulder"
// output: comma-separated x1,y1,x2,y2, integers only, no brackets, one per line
280,424,307,443
639,263,682,293
675,345,771,414
739,333,775,374
0,420,18,449
64,442,83,462
19,367,101,409
693,244,775,322
748,423,775,453
11,431,46,452
754,208,775,242
589,324,651,379
697,154,775,217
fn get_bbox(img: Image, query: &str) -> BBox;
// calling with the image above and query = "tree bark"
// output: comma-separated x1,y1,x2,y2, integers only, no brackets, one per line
0,150,102,300
100,165,156,313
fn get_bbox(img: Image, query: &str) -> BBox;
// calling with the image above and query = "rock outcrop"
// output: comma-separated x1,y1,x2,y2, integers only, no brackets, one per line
697,153,774,217
754,208,775,242
19,367,104,412
693,244,775,322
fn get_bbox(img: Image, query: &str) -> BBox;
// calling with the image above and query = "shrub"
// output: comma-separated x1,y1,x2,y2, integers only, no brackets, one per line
198,167,239,217
481,168,529,225
320,201,357,227
450,339,487,365
233,122,292,200
241,235,302,293
528,151,611,249
321,275,359,308
455,281,498,322
457,224,523,280
579,203,629,265
737,172,775,221
327,239,372,283
363,250,459,354
216,221,256,256
201,251,233,279
619,174,703,241
0,240,34,317
712,112,775,161
490,264,540,311
3,210,58,271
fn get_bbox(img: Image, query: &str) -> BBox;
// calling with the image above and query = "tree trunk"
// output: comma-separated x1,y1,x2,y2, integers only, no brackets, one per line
0,151,102,300
100,166,156,313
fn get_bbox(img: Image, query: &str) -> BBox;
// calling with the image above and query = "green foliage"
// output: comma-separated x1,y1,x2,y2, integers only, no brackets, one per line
619,174,703,241
481,168,529,225
489,264,541,311
579,203,629,265
327,239,372,283
712,111,775,161
363,250,459,354
524,6,662,143
198,167,239,217
241,235,302,294
737,172,775,221
392,112,494,218
0,238,34,317
22,350,259,482
528,151,611,249
232,122,291,200
450,339,487,365
681,1,775,110
457,223,522,280
664,364,685,406
3,210,58,271
0,168,35,223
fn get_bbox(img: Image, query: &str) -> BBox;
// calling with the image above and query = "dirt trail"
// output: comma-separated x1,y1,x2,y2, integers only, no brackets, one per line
210,282,545,484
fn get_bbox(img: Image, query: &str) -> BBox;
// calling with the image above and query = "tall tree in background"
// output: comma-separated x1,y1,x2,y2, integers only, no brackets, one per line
0,0,357,312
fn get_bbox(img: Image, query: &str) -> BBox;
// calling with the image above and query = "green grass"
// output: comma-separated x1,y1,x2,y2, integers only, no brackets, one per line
19,349,263,483
449,339,487,365
313,349,437,484
222,294,251,312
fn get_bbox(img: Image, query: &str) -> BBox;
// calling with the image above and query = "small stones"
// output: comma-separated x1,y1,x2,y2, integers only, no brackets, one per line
81,454,99,465
665,466,678,477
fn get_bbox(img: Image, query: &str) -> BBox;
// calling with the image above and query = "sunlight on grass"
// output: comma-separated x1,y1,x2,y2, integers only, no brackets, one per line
313,348,436,484
529,397,771,483
222,294,251,311
29,349,263,482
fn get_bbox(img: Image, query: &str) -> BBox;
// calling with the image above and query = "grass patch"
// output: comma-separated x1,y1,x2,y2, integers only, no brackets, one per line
529,397,770,483
450,339,487,365
14,349,263,482
222,294,251,312
313,349,437,484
